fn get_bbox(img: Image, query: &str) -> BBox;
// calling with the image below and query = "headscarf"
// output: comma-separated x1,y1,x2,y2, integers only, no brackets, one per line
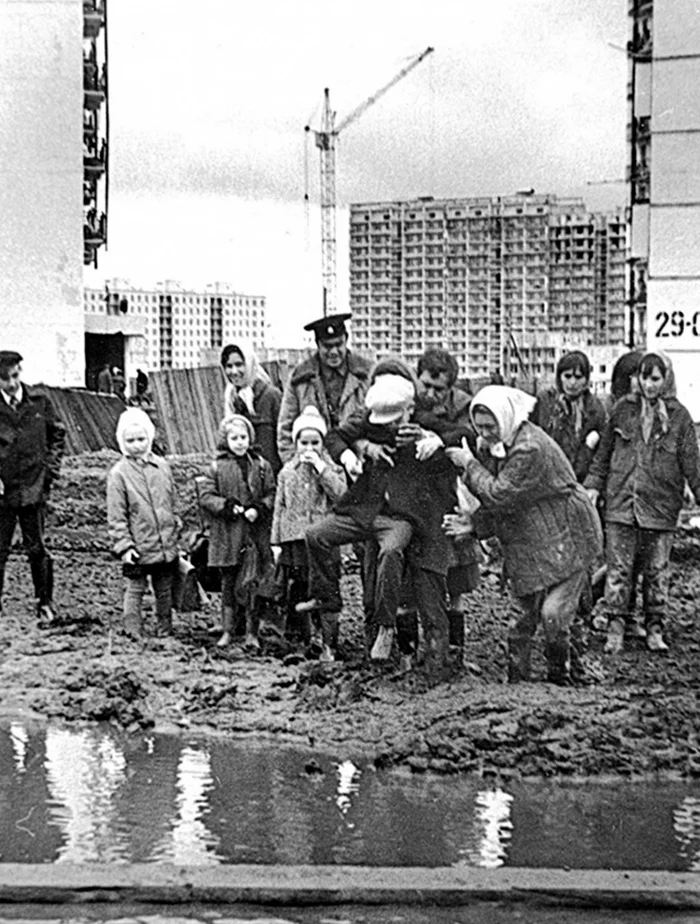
639,351,675,443
555,350,591,437
115,407,155,457
222,340,271,417
470,385,536,458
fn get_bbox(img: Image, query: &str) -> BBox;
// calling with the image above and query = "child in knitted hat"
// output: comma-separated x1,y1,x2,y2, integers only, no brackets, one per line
198,414,276,649
270,406,346,657
107,407,180,637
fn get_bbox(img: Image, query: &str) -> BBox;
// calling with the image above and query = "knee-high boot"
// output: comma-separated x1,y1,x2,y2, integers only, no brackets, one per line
545,639,572,686
507,637,532,682
217,604,236,647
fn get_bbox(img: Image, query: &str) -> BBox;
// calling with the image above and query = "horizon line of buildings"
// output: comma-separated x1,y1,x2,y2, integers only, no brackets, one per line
84,187,628,396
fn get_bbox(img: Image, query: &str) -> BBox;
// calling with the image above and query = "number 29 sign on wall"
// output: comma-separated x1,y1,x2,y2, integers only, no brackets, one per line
652,309,700,346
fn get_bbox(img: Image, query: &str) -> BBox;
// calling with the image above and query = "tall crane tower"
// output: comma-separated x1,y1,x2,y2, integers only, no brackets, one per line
306,46,434,316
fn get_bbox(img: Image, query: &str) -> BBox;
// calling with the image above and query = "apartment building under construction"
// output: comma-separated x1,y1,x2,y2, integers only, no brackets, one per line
348,194,626,382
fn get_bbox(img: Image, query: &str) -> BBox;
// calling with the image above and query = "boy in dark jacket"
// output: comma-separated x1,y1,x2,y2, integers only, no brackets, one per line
305,374,456,671
0,350,65,625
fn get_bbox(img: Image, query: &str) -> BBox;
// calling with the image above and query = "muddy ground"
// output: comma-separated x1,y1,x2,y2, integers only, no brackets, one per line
0,450,699,780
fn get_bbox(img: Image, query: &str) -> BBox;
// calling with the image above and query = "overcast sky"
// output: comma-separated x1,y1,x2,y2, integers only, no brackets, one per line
85,0,630,346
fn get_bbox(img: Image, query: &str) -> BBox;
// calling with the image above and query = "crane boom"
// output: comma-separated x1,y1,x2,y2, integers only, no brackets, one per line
307,46,434,316
336,46,434,134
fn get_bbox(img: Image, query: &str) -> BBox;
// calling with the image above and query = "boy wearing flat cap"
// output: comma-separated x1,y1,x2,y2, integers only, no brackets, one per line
277,313,373,466
0,350,66,626
303,372,456,672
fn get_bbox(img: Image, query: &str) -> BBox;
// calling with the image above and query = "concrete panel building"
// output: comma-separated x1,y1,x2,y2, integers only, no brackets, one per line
83,280,266,392
349,194,626,383
0,0,85,386
629,0,700,418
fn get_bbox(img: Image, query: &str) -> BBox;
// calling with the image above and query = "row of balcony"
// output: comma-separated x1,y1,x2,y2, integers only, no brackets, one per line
83,1,107,267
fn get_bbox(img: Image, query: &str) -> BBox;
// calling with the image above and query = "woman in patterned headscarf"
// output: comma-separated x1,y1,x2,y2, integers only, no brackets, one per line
585,352,700,654
446,386,602,685
530,350,607,483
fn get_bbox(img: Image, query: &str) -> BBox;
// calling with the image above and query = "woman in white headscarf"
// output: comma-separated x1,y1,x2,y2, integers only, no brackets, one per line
221,341,282,475
446,385,602,685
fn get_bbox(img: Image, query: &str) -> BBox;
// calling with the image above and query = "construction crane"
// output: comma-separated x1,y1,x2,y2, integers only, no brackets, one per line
305,46,434,316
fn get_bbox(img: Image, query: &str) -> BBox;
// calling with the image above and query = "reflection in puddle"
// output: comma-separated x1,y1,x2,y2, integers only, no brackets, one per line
673,796,700,871
455,788,513,868
0,721,699,869
336,759,361,818
166,745,221,864
45,727,128,862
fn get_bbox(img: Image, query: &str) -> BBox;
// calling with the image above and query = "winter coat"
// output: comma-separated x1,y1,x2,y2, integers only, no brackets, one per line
584,394,700,530
0,386,66,507
225,378,282,475
107,455,180,564
277,351,372,462
530,386,607,482
271,451,346,545
198,451,275,568
464,421,603,597
327,411,457,575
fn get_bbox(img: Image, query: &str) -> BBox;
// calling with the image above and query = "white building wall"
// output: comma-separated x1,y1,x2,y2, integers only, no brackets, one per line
0,1,84,386
645,0,700,420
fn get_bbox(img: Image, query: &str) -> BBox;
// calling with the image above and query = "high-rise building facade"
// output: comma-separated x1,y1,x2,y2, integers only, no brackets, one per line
349,195,626,382
0,1,87,386
83,280,266,391
628,0,700,418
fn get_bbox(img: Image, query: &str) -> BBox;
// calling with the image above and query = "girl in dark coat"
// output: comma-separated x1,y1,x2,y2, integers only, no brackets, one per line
530,350,607,483
199,415,275,649
585,352,700,653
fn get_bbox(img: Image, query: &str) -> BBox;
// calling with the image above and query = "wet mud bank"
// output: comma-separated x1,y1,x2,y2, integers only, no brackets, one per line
1,450,700,780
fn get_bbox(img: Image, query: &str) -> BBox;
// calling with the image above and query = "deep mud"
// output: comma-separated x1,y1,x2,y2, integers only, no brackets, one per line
1,450,699,780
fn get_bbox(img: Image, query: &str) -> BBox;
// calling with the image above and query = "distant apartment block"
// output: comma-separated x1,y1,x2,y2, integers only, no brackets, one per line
348,194,626,382
83,280,266,391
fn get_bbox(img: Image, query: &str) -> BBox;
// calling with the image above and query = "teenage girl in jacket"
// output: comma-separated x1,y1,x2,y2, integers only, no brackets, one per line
530,350,607,484
585,352,700,653
199,414,275,649
107,407,180,638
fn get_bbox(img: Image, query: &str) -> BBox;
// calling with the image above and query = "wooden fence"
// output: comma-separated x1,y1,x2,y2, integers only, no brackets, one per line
35,361,294,457
38,386,123,454
149,366,227,455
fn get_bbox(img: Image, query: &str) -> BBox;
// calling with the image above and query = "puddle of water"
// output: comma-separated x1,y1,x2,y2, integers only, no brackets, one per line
1,721,700,869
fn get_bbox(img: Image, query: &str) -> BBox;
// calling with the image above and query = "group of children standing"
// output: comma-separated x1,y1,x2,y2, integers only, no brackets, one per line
106,402,349,653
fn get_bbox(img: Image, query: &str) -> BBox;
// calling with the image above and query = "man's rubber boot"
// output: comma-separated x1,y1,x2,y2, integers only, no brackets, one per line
545,640,572,686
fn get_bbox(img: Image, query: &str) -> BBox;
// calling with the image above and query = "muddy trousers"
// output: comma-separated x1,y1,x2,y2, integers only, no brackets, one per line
603,523,673,630
0,502,53,607
123,563,174,635
510,569,587,684
219,565,243,635
306,513,413,627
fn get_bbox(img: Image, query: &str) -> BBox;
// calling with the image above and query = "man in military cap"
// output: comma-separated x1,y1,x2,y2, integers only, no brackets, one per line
277,313,373,463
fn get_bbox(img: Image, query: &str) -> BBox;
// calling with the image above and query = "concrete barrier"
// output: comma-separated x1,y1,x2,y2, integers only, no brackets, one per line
0,865,699,910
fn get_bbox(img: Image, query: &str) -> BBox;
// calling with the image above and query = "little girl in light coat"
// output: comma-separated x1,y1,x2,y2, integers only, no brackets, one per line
107,407,180,637
270,406,346,647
